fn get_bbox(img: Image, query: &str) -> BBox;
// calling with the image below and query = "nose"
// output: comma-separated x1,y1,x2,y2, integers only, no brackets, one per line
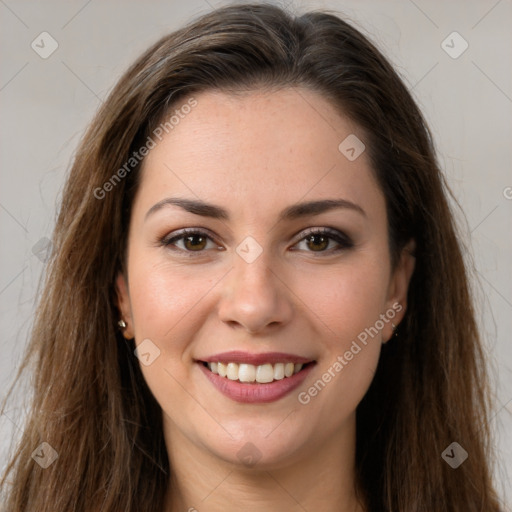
217,249,293,335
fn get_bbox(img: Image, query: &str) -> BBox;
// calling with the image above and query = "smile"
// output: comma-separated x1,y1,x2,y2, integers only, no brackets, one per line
203,361,306,383
196,351,316,403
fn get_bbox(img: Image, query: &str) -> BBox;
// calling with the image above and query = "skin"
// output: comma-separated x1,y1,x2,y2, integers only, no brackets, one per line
116,87,416,512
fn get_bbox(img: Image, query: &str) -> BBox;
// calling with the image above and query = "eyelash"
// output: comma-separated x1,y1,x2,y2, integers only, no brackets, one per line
159,227,354,257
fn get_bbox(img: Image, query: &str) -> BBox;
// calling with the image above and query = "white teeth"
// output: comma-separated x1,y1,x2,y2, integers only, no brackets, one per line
238,363,256,383
273,363,285,380
226,362,239,380
217,362,227,377
206,361,306,383
256,364,274,383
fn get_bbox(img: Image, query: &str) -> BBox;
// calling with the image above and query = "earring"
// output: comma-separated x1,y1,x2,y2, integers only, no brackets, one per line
391,322,399,337
118,319,127,330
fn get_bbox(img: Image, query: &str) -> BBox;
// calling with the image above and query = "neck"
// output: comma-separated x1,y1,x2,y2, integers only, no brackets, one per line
162,416,367,512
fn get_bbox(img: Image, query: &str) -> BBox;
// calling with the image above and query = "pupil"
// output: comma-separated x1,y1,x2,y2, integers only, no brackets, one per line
185,235,206,251
308,234,328,251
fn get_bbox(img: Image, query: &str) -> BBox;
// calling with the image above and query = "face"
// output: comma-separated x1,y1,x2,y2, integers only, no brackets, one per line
116,87,415,469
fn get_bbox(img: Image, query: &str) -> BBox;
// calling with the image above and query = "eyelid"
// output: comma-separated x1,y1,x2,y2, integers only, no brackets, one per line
291,226,354,253
160,226,353,255
160,228,222,252
295,226,351,242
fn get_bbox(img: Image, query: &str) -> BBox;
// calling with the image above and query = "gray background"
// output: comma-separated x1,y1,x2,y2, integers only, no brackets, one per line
1,0,511,507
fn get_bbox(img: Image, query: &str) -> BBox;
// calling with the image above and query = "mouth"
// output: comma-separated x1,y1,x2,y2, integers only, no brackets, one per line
195,353,316,403
200,360,315,384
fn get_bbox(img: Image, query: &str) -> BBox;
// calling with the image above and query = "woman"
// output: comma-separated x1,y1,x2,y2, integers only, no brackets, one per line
1,3,504,511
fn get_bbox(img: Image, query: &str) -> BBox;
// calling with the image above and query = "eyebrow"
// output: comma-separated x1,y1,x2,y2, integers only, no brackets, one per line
144,197,367,222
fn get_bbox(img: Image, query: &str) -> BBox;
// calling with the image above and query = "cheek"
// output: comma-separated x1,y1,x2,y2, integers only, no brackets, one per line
128,256,218,345
297,341,381,436
294,256,389,343
292,258,388,418
126,257,220,408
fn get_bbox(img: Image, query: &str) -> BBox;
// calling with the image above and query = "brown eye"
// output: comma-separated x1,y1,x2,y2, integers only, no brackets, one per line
305,234,330,252
162,227,352,257
182,234,208,251
162,229,218,254
294,228,353,254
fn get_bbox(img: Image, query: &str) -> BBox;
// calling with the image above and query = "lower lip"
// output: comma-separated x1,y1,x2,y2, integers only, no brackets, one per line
198,362,315,403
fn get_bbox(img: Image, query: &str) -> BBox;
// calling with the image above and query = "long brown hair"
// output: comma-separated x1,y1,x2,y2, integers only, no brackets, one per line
1,3,504,511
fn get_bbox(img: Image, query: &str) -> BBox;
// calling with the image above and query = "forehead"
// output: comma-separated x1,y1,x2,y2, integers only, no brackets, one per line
134,87,385,225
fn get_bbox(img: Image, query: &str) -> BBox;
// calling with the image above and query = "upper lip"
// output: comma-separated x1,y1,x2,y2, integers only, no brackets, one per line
198,351,314,366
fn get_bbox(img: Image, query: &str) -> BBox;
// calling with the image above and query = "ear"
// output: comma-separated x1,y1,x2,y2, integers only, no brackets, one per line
383,238,416,343
115,272,135,339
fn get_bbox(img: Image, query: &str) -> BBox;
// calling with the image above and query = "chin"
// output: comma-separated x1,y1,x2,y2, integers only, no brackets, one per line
200,420,311,470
